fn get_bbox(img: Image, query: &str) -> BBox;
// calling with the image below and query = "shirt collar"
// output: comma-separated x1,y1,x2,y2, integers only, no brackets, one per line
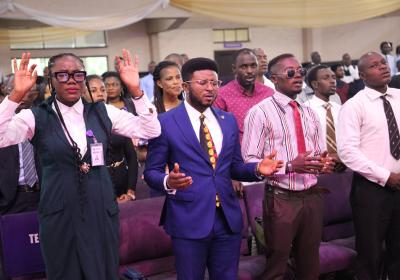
53,97,84,115
309,95,330,107
364,86,390,100
273,90,299,107
184,100,214,121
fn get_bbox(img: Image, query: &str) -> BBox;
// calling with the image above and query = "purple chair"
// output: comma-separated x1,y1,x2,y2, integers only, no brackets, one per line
0,211,45,278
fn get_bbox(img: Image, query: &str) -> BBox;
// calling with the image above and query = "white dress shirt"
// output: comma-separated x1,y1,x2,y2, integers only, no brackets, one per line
140,74,154,102
337,86,400,186
262,75,275,90
342,65,360,84
307,95,341,140
0,95,160,157
164,101,223,192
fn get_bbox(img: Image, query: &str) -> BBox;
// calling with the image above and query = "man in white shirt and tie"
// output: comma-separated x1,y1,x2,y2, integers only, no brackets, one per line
306,65,345,171
337,52,400,280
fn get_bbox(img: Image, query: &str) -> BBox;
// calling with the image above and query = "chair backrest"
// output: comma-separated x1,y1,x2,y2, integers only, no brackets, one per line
317,170,354,241
118,196,173,265
0,211,45,277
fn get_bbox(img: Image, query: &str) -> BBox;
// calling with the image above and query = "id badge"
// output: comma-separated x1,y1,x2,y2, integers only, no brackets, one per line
90,143,105,166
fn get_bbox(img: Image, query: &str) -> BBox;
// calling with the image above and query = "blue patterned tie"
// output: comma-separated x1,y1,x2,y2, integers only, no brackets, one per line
21,140,38,187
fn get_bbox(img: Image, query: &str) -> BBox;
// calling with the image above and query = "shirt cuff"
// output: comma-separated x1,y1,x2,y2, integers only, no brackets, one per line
0,96,20,116
131,95,156,115
163,175,176,195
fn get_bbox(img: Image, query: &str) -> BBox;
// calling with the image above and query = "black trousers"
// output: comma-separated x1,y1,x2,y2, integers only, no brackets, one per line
351,173,400,280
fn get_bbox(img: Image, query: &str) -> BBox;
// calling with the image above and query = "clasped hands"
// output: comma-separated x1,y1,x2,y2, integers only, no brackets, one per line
290,151,335,174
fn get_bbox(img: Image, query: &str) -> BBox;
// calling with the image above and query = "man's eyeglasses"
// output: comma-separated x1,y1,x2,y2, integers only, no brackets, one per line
51,71,87,83
185,79,223,88
272,68,307,79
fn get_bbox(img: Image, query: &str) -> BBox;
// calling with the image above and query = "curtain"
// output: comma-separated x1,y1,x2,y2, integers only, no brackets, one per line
170,0,400,28
0,27,92,45
0,0,169,30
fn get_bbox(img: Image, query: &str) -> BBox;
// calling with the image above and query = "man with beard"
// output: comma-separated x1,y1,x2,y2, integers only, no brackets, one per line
214,48,273,143
337,52,400,280
242,53,334,280
144,57,283,280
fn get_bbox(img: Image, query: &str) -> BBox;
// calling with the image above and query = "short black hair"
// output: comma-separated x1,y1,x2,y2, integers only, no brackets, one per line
233,48,256,64
306,65,329,89
86,74,103,84
101,71,121,82
380,41,391,51
330,64,343,73
181,57,219,82
267,53,294,73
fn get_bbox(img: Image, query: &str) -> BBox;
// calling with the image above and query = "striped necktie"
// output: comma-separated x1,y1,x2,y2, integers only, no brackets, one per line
21,140,38,187
323,103,337,154
381,95,400,160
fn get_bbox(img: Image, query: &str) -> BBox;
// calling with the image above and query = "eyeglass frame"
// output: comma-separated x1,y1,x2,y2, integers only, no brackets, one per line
184,79,223,88
270,67,307,79
51,71,87,83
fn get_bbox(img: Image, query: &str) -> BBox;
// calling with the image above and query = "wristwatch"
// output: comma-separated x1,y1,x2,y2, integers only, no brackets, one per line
286,162,294,173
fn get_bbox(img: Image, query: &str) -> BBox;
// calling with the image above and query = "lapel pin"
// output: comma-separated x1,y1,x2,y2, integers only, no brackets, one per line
220,115,225,119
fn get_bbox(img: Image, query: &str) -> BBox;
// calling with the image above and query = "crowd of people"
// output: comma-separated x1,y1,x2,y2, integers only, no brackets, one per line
0,40,399,280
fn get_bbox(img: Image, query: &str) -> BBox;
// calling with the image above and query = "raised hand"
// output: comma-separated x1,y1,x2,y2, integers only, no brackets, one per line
10,52,37,103
258,151,284,176
166,163,193,190
115,49,142,98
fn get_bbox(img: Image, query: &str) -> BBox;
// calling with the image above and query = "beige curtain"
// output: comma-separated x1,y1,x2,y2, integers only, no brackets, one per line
170,0,400,28
0,27,92,45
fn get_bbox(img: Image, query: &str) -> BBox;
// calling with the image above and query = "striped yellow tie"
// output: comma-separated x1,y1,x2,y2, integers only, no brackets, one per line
324,103,337,154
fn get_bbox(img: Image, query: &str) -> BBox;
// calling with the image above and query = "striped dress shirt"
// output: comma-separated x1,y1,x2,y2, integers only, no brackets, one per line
241,91,326,191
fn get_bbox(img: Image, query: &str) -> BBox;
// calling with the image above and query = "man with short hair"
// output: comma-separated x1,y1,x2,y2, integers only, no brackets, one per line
253,48,275,89
337,52,400,280
242,53,334,280
214,48,273,143
144,57,282,280
307,65,345,171
341,53,359,83
140,60,156,102
331,64,349,103
310,51,322,67
380,41,397,77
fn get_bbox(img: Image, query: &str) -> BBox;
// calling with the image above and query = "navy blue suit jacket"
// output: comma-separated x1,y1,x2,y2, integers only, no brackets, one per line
144,103,259,239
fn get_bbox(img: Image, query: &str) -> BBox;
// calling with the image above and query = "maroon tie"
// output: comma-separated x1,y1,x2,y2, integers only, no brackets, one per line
289,101,306,154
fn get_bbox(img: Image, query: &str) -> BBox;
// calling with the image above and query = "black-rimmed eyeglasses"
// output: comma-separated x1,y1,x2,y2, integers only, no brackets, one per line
271,68,307,79
51,71,87,83
185,79,223,88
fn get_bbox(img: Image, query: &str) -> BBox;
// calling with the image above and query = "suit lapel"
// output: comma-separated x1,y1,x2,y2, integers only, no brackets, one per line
173,104,211,166
212,108,229,169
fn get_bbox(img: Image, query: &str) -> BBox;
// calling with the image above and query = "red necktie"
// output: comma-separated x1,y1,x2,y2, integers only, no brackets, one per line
289,101,306,154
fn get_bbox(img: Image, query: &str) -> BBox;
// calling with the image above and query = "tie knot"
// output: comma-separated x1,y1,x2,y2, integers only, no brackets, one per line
200,113,205,122
380,94,388,101
289,100,298,109
323,103,332,110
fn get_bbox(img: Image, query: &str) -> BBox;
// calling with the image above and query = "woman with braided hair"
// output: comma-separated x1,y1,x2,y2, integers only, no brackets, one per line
0,50,160,279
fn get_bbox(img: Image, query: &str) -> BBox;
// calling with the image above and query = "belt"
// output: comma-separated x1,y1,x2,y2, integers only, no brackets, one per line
266,185,329,197
107,159,125,168
18,182,40,193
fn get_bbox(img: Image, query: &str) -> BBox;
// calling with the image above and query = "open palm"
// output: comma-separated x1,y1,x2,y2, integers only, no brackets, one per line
116,49,141,97
12,52,37,102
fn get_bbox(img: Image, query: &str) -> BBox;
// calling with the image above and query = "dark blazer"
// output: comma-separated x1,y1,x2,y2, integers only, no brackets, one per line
0,145,19,214
144,103,259,239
